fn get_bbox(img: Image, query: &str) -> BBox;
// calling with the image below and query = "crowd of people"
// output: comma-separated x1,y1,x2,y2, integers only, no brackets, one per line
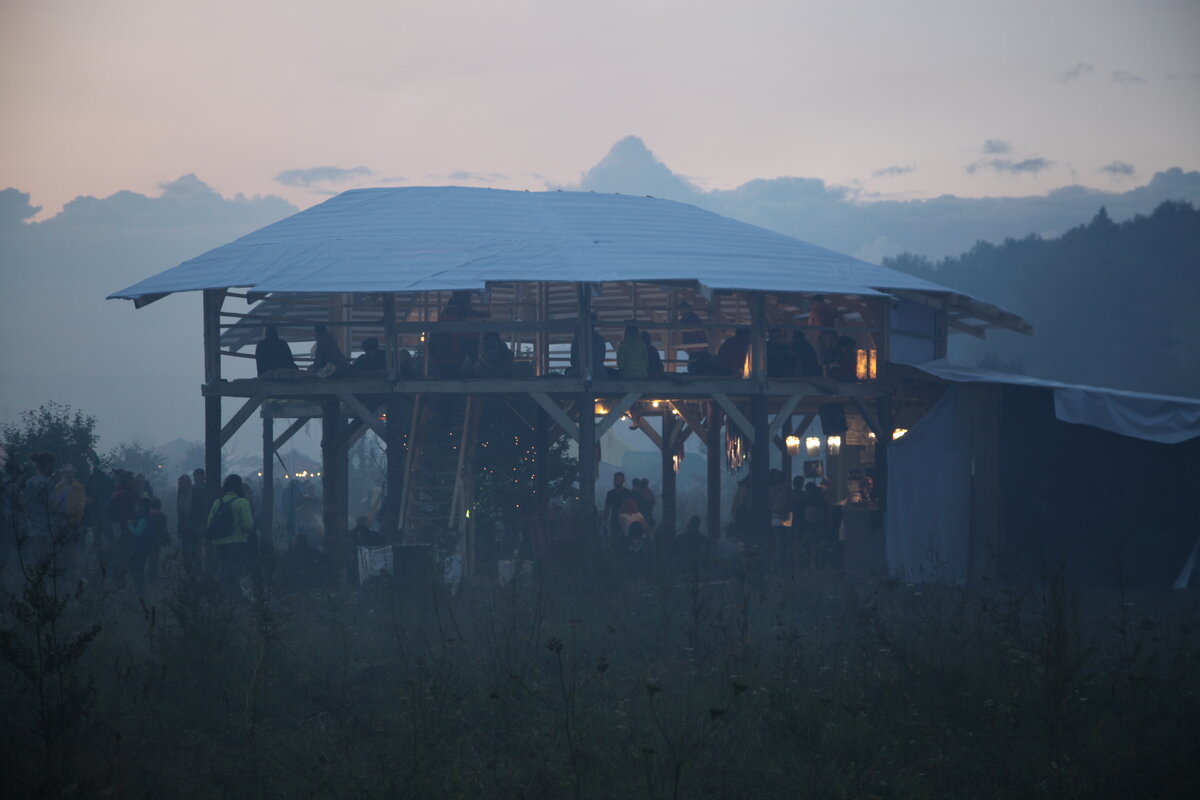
251,293,867,384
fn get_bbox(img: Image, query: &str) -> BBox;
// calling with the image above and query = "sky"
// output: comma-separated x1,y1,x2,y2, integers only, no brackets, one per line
1,0,1199,455
2,0,1198,219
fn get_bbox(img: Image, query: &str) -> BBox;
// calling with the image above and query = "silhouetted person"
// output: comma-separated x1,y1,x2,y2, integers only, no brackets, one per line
473,331,513,377
569,313,608,378
207,473,256,601
617,323,649,378
807,294,838,330
766,327,797,377
673,515,711,574
255,326,297,376
676,301,707,346
716,328,751,376
354,337,385,371
792,330,821,377
641,331,664,376
602,472,636,541
311,324,349,375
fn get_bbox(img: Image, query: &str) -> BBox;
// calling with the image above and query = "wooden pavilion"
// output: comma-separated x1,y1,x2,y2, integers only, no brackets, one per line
109,187,1030,573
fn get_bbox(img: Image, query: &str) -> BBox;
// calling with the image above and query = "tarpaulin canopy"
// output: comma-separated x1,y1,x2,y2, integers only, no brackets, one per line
912,359,1200,444
109,186,984,302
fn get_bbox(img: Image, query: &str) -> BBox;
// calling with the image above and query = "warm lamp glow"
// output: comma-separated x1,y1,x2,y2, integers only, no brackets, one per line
826,435,842,455
594,402,608,415
892,428,908,440
651,400,661,408
856,348,879,380
805,436,821,457
785,434,801,456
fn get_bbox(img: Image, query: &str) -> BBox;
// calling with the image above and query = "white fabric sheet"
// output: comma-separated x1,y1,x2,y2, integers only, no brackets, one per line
913,360,1200,444
885,385,972,583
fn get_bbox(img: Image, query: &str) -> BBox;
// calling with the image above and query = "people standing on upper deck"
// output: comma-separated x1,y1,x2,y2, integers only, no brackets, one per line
617,323,649,378
641,331,664,376
353,337,386,372
807,295,839,331
431,292,486,378
311,325,350,376
569,313,608,378
766,327,797,377
255,326,298,376
472,331,514,378
792,330,822,377
676,301,707,346
715,328,751,376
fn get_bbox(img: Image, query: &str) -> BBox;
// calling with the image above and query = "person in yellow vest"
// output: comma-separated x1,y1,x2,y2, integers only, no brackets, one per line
207,474,255,600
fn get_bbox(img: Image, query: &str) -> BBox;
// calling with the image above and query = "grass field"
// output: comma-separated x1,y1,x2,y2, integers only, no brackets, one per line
3,547,1199,799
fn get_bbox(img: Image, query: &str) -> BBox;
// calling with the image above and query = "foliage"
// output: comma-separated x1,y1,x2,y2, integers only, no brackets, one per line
885,200,1200,398
106,440,168,492
0,402,100,475
473,395,578,524
2,547,1198,797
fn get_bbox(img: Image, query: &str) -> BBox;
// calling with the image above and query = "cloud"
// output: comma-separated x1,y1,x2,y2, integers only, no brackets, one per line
1058,62,1093,82
982,139,1011,155
871,165,915,178
274,165,373,188
564,138,1200,263
1099,161,1136,178
1112,70,1145,84
0,187,41,228
442,170,509,182
42,174,296,228
574,135,701,200
966,157,1054,176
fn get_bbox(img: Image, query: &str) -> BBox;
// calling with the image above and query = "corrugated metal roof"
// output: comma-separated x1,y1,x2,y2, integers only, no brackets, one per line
108,186,968,301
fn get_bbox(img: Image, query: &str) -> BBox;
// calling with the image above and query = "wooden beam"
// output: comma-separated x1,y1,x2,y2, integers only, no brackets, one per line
261,415,274,542
661,412,677,535
203,290,225,502
338,393,387,440
634,416,664,450
273,417,308,450
713,393,754,444
594,392,641,439
852,396,886,439
219,398,262,447
706,401,722,541
948,318,987,339
767,393,805,440
532,392,581,442
750,393,771,545
668,400,708,441
578,391,597,521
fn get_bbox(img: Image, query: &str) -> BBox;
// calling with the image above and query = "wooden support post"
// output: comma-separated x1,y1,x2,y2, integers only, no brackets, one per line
262,413,274,544
750,292,768,386
876,393,893,511
781,417,793,486
577,393,597,528
750,393,771,546
383,293,398,381
380,395,405,536
578,283,594,383
322,398,349,570
203,289,224,505
661,411,677,537
534,404,549,518
706,401,722,542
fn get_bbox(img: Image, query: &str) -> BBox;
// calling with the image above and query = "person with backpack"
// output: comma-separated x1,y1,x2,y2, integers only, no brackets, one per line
207,474,256,601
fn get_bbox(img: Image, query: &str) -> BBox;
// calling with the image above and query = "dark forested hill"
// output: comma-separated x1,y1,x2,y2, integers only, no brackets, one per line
884,201,1200,399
